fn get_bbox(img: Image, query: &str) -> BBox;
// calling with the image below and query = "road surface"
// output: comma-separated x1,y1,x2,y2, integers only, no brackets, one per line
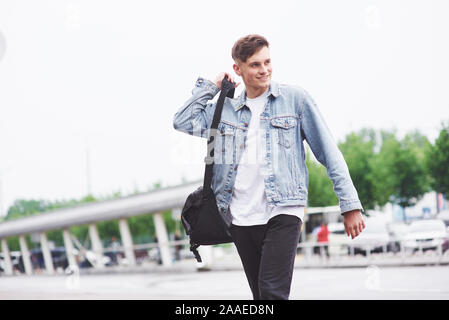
1,265,448,300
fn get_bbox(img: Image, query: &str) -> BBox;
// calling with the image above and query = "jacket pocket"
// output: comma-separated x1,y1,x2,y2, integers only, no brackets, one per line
270,116,298,148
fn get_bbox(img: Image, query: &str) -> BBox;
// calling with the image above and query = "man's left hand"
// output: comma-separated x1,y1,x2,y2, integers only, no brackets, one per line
343,209,365,239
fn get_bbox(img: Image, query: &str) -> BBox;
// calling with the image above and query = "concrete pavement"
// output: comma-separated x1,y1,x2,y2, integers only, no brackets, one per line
1,258,449,300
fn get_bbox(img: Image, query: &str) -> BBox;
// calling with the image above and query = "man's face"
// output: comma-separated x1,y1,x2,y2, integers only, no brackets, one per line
233,46,272,92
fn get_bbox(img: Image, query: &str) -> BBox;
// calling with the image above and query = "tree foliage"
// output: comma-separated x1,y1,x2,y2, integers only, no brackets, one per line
338,129,377,210
337,128,431,211
427,122,449,197
305,151,338,207
389,132,431,208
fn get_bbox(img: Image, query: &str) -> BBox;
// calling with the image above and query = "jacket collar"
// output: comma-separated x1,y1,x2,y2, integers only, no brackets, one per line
234,80,281,112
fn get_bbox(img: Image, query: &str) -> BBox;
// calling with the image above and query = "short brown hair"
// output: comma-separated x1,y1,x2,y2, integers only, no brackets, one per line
231,34,269,63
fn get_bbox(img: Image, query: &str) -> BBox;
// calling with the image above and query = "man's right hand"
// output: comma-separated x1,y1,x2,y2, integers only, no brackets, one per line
214,72,240,90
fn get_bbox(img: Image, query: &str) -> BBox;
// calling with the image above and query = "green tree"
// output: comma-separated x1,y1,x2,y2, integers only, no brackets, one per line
338,129,377,210
162,210,177,236
381,131,432,220
128,214,155,244
5,199,47,221
97,220,120,247
6,236,21,251
427,122,449,197
5,200,48,251
369,130,400,207
338,128,431,216
70,225,90,248
306,151,338,207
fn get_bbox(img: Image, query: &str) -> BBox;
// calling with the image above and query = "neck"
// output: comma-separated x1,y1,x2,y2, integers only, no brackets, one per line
245,84,269,99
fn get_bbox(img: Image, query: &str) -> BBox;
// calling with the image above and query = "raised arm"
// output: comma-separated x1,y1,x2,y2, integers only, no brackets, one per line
173,73,240,138
173,77,220,138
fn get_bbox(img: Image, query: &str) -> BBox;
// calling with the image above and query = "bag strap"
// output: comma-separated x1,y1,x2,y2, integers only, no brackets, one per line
203,77,235,193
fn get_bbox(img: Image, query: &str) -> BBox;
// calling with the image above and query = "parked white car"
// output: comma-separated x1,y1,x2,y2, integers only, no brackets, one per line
403,219,448,253
349,218,391,255
0,251,21,273
386,222,410,253
327,222,349,256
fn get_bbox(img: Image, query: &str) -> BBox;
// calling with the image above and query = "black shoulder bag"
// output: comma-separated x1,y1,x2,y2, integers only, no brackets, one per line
181,77,235,262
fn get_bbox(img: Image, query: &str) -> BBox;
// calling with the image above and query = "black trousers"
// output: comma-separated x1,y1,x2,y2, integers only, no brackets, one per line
229,214,302,300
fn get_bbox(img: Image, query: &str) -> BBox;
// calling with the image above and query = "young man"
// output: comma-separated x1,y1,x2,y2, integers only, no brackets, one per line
173,34,365,300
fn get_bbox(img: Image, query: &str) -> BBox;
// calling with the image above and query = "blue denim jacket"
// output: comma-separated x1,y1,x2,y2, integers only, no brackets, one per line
173,77,363,227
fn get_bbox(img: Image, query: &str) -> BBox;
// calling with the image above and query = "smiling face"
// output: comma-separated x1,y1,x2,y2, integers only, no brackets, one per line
233,46,272,98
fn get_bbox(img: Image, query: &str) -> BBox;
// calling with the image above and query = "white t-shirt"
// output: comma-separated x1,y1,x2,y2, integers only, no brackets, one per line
229,88,304,226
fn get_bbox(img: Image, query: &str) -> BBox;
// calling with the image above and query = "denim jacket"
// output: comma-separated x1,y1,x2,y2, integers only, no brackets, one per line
173,77,363,227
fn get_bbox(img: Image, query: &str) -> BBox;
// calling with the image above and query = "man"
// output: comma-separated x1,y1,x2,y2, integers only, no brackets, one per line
173,34,365,300
317,221,330,259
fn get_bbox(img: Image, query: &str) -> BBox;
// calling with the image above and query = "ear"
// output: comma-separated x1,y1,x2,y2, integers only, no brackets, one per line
233,63,241,77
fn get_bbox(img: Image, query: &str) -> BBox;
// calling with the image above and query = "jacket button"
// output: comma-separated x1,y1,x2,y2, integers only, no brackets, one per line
234,165,238,170
228,189,232,193
220,208,225,212
244,122,248,127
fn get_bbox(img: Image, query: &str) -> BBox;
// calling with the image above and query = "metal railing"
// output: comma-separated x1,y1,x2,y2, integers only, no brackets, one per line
294,237,449,266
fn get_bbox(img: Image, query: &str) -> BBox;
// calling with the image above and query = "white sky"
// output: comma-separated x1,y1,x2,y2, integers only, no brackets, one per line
0,0,448,217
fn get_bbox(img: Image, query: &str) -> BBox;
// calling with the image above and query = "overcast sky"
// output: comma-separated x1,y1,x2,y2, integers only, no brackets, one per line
0,0,448,217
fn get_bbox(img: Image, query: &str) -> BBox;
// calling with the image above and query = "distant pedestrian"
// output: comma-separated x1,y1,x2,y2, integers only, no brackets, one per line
312,225,321,255
174,230,183,261
154,237,162,265
317,222,330,258
110,236,120,265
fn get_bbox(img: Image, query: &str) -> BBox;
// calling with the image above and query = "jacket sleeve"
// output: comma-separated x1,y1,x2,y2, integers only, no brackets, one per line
299,88,364,215
173,77,220,139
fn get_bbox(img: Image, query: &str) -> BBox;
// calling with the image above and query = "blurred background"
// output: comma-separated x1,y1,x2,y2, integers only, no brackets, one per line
0,0,449,299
